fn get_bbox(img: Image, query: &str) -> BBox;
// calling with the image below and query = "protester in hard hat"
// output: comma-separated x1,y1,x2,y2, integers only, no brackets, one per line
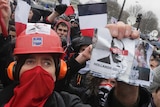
0,0,142,106
0,22,91,107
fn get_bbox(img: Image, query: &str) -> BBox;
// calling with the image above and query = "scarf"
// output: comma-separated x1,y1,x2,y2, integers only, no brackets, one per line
5,66,54,107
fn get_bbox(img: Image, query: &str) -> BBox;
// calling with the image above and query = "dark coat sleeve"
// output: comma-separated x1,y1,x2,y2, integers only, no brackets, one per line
55,53,86,92
66,53,86,81
0,82,18,106
0,34,14,87
60,91,91,107
44,91,91,107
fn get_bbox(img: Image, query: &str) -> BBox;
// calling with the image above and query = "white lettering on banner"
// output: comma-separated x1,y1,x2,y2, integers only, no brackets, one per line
94,62,112,69
93,62,121,73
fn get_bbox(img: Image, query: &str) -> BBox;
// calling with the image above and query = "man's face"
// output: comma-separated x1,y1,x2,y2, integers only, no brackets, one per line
28,10,33,21
56,25,68,38
150,56,159,70
71,21,79,27
9,30,16,39
100,78,117,87
20,54,56,81
152,88,160,107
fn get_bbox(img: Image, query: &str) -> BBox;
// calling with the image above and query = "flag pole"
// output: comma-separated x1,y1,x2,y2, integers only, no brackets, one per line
118,0,126,21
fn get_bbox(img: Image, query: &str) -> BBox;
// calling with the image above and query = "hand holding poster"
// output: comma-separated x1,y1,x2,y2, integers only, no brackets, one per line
89,28,154,86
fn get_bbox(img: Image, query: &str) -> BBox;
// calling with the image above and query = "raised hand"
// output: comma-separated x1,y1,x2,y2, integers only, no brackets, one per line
106,21,140,39
0,0,11,35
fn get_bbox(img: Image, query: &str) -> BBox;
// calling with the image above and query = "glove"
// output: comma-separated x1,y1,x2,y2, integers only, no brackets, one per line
55,4,67,15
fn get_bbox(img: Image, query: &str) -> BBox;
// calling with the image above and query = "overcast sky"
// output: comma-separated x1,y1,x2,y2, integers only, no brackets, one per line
117,0,160,26
79,0,160,28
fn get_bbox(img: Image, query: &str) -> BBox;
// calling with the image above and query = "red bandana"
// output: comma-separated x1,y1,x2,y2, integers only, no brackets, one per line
5,66,54,107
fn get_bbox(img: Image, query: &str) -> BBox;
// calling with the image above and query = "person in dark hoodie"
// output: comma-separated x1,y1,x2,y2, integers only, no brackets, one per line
66,36,93,96
54,19,71,49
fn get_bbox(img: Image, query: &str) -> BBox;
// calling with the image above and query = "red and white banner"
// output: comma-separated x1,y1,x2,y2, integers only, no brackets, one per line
15,0,31,36
78,2,107,37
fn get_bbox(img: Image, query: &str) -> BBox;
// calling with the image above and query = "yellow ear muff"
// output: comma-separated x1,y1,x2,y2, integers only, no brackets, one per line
7,61,16,80
58,59,67,80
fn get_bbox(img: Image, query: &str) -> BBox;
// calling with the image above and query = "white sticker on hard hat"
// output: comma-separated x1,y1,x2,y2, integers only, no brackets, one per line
32,37,43,46
26,23,51,35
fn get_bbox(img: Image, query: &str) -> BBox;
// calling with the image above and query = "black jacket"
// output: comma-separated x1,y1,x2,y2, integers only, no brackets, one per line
0,82,91,107
104,86,152,107
0,34,14,87
55,53,86,92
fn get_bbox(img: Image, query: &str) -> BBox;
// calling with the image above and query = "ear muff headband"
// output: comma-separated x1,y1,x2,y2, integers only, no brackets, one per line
7,59,67,81
7,61,16,80
58,59,67,80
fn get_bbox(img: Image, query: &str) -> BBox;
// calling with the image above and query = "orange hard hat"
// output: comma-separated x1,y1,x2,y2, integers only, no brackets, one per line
14,24,64,55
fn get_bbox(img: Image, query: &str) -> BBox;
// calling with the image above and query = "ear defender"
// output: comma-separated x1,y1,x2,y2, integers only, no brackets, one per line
7,60,67,81
7,61,16,80
57,59,67,80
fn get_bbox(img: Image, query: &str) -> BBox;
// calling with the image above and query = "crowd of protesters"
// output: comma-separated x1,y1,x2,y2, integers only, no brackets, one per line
0,0,160,107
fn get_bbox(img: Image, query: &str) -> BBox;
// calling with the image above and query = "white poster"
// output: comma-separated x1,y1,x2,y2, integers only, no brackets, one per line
89,28,153,86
